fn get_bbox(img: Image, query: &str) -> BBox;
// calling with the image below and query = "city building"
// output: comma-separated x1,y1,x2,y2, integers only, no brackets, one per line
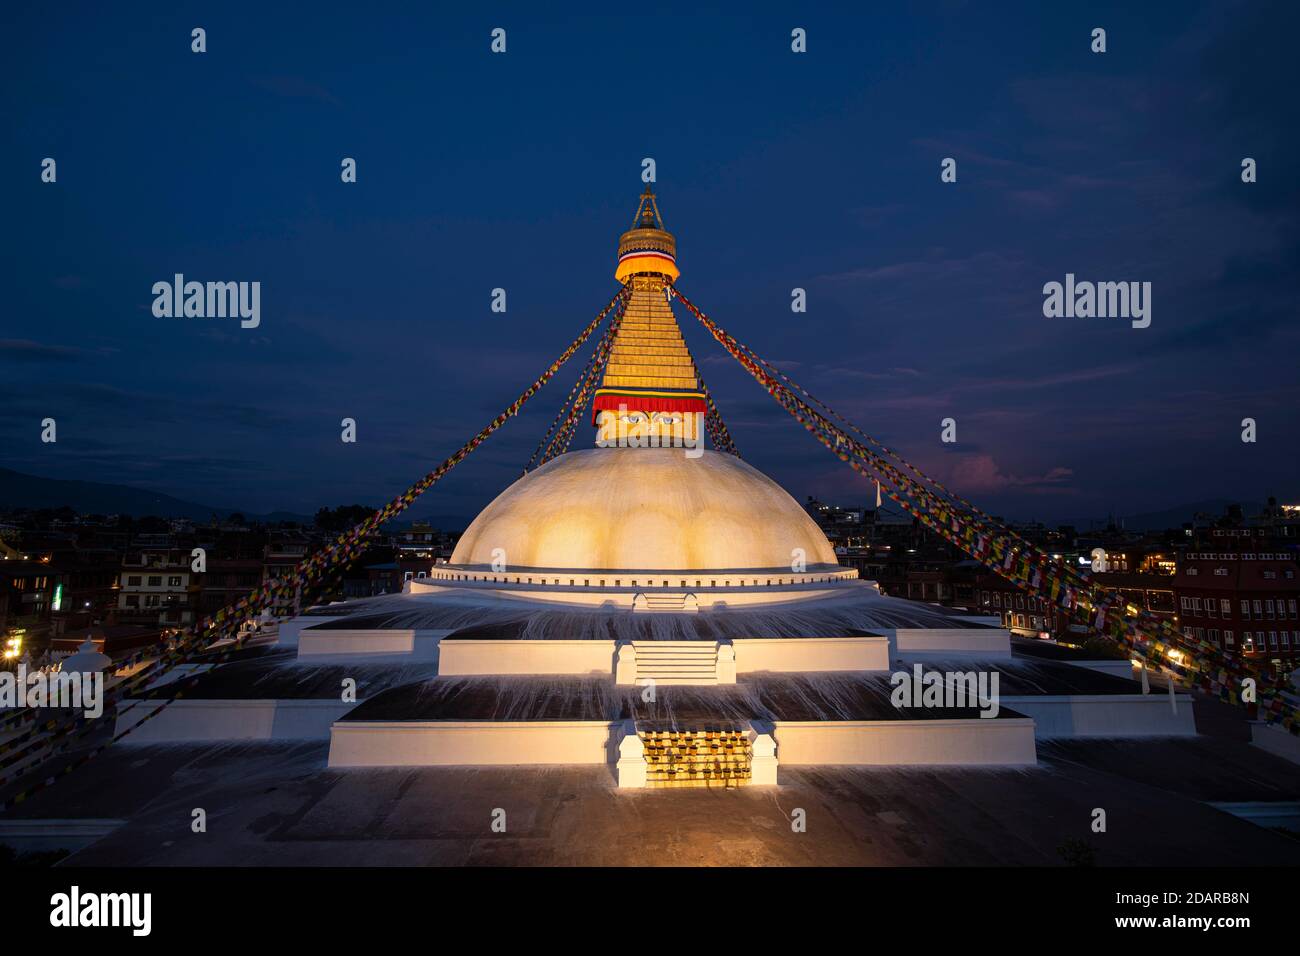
196,558,263,618
117,548,196,627
1175,546,1299,674
394,522,458,563
2,559,56,635
262,535,310,617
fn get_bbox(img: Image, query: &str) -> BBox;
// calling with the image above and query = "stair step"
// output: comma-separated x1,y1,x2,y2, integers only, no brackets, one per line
635,653,714,658
636,663,715,668
640,678,718,685
635,658,714,663
632,642,716,649
634,647,715,652
635,654,714,658
631,640,719,685
634,648,715,652
635,675,718,682
635,660,716,665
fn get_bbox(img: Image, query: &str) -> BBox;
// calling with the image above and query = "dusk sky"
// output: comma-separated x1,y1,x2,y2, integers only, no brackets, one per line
2,1,1297,526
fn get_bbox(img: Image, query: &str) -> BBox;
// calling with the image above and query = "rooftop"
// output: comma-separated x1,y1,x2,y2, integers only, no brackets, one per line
8,729,1298,866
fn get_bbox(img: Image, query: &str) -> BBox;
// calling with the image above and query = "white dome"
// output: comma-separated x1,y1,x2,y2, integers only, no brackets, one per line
61,638,112,673
450,448,840,571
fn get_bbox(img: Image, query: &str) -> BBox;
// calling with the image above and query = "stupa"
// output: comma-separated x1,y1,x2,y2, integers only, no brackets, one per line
443,186,854,610
113,190,1193,789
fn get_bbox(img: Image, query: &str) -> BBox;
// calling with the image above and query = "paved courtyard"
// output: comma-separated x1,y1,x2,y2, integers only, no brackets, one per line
3,732,1296,866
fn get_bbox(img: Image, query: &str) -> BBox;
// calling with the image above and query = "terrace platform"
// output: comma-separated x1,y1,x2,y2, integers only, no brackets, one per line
7,732,1298,866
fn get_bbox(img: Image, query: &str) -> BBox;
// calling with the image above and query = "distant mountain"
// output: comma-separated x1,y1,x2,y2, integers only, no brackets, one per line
0,467,314,524
0,467,475,529
1063,499,1267,532
9,463,1255,536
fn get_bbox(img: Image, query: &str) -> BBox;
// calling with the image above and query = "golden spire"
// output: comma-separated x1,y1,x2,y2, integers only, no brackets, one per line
630,185,665,230
594,189,704,445
615,185,679,283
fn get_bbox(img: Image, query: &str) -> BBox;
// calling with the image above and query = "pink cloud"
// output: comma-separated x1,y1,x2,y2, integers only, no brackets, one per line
938,454,1075,494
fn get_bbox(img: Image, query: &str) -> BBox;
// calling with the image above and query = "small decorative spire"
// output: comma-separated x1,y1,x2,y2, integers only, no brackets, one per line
631,185,665,231
616,188,678,284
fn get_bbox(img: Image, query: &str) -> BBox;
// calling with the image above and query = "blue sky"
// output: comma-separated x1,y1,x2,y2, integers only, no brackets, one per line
2,1,1296,524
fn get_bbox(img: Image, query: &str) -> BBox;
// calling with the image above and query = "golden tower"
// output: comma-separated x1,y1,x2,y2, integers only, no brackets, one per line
593,187,707,446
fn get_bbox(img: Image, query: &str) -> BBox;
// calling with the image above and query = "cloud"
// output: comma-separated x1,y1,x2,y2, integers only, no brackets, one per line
960,363,1136,393
937,454,1076,495
817,250,1026,286
0,339,86,363
816,365,922,383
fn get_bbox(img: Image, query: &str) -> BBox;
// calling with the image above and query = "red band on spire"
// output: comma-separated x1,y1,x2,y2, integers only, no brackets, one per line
590,393,707,425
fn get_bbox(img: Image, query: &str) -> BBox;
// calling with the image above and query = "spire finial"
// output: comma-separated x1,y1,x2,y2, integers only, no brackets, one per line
617,187,677,283
631,185,665,231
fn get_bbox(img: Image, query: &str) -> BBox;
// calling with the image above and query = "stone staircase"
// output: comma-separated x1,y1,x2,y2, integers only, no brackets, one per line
640,726,752,788
632,592,699,613
632,640,718,685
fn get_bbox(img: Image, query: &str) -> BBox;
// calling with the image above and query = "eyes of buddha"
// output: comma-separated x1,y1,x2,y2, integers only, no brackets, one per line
617,412,680,426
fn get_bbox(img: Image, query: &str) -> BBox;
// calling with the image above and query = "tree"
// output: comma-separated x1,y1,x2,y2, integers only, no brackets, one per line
314,505,375,533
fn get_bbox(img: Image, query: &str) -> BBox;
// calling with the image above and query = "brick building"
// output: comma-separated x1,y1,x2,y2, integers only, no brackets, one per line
1174,546,1299,674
